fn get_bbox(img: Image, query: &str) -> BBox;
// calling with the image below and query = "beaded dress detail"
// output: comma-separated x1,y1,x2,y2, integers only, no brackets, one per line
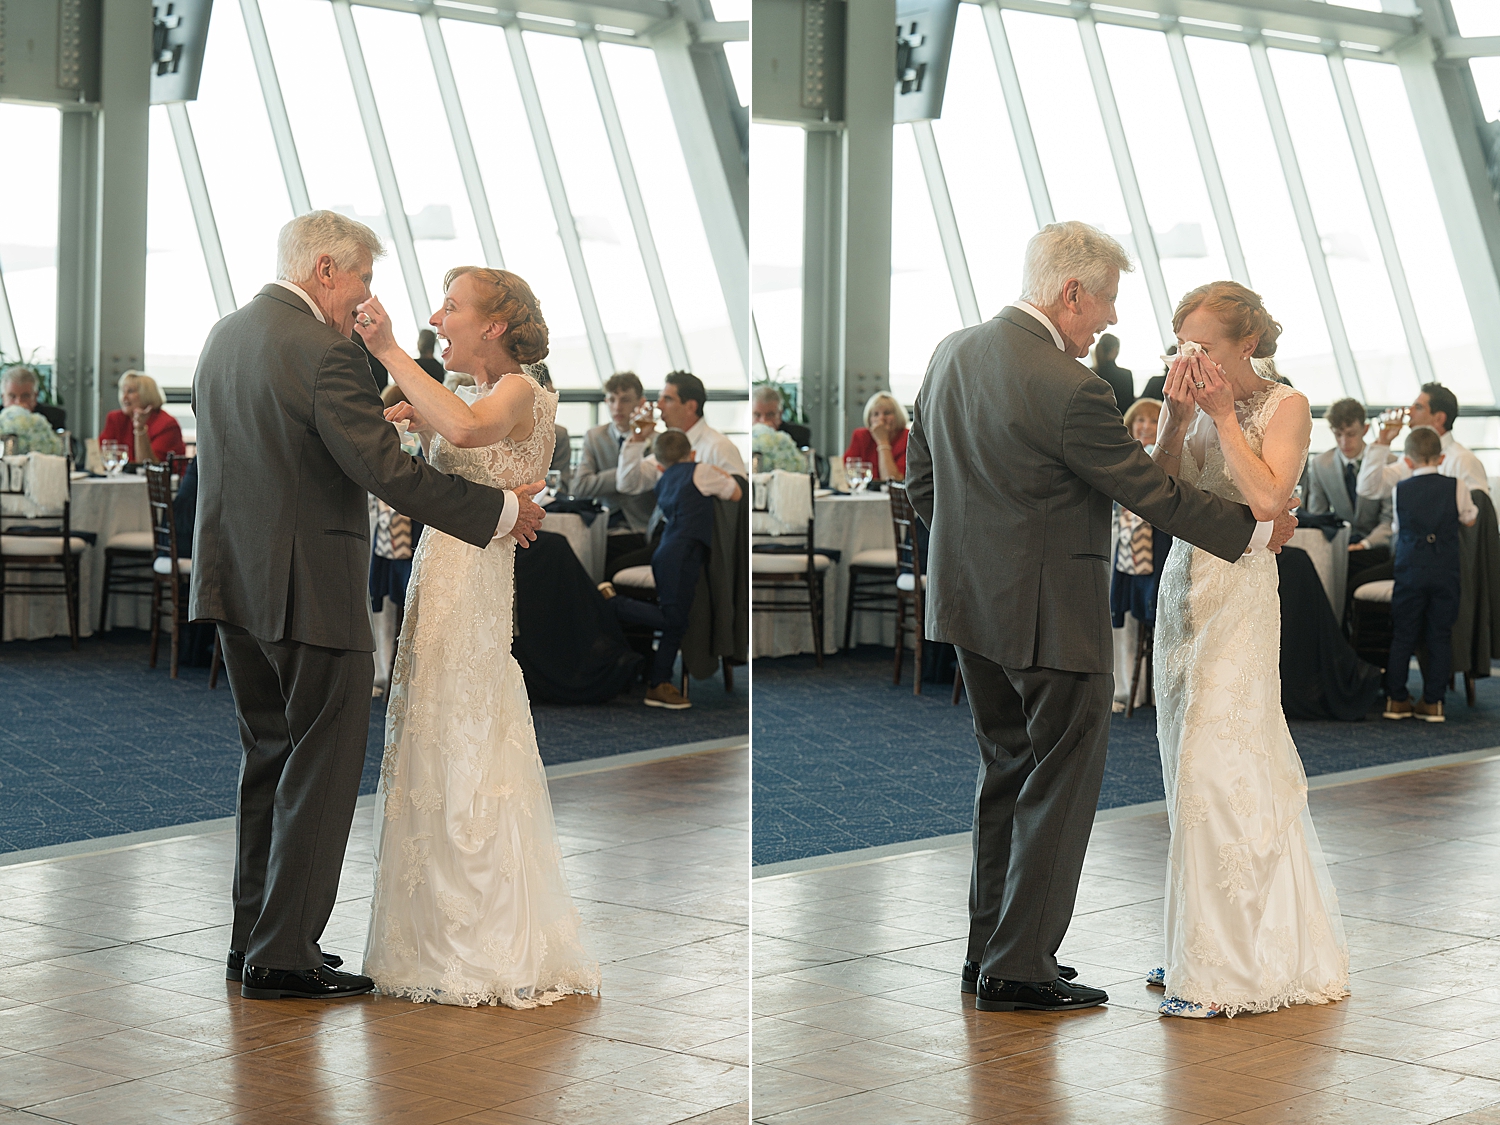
1153,379,1349,1016
364,371,600,1008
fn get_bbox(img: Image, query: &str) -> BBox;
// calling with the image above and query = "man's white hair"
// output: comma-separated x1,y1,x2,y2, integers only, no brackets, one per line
752,385,783,407
1,365,39,391
1020,221,1133,306
276,210,385,282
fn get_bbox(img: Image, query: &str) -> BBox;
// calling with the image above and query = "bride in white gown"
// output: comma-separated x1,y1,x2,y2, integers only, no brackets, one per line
354,269,599,1008
1149,282,1348,1019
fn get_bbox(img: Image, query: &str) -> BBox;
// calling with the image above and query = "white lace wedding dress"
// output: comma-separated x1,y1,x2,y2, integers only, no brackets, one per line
1153,378,1349,1016
363,372,600,1008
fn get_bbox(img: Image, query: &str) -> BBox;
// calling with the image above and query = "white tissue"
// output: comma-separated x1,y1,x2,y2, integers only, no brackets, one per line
1160,339,1207,365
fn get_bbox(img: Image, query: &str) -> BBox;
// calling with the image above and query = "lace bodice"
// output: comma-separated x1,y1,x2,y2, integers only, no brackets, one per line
428,369,558,491
1180,380,1308,505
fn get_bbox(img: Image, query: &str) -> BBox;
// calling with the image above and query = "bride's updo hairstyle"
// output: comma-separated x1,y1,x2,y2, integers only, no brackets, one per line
1172,281,1282,359
443,266,550,365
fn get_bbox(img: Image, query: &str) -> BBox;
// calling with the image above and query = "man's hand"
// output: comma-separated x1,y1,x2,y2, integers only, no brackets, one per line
510,480,546,548
1267,500,1300,555
1377,418,1403,446
1348,541,1368,552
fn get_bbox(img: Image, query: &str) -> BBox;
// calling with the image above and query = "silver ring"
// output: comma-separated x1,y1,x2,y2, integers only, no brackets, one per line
356,314,372,327
1193,380,1206,389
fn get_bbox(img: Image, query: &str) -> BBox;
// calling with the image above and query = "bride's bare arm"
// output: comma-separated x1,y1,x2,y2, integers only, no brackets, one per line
1194,359,1310,521
1150,359,1196,477
354,295,536,448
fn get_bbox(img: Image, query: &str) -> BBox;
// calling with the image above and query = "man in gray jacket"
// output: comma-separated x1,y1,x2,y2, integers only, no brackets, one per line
191,211,544,1001
907,222,1296,1014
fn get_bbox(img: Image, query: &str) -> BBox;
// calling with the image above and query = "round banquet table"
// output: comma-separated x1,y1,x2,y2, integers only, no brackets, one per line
2,474,155,642
1288,524,1350,624
539,508,608,584
754,491,897,658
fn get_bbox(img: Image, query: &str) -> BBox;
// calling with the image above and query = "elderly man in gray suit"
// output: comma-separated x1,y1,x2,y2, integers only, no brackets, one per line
907,221,1297,1014
191,211,545,1001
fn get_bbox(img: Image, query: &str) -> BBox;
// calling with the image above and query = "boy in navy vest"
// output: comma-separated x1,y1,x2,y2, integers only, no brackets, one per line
1383,427,1477,722
607,429,741,710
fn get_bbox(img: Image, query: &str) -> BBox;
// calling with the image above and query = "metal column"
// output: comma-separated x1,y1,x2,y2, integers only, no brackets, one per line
911,121,981,327
240,0,311,215
167,103,236,318
800,128,844,458
982,1,1053,228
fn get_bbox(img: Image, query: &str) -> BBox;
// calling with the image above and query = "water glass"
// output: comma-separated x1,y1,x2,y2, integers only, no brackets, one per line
101,441,129,476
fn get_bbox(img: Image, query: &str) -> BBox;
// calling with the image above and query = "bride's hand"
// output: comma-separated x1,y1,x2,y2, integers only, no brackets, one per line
1190,357,1235,422
354,295,398,358
384,401,429,432
1162,357,1198,419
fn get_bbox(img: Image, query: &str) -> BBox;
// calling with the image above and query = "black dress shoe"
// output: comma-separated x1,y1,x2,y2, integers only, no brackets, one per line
241,963,374,1000
974,975,1108,1012
962,959,1077,993
227,948,343,982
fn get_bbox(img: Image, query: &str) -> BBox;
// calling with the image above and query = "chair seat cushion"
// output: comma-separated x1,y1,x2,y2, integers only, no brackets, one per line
752,552,832,574
1353,579,1393,603
850,547,897,569
895,572,927,592
153,556,192,575
1,535,87,557
614,564,655,589
107,531,155,552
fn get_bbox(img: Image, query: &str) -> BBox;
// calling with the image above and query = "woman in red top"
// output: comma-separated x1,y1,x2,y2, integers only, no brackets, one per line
842,391,909,481
99,371,185,463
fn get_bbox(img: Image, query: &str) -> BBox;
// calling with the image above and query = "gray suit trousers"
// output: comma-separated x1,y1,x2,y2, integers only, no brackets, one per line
220,624,373,969
958,648,1112,982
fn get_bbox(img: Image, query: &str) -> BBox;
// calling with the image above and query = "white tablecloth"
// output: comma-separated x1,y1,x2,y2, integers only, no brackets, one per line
542,509,609,584
1289,524,1351,623
3,475,155,641
754,492,897,658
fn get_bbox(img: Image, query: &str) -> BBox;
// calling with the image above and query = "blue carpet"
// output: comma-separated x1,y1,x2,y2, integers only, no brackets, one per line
0,630,745,853
752,645,1500,867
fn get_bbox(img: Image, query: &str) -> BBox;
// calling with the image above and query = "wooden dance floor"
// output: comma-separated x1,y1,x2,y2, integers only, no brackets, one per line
0,747,748,1124
753,757,1500,1124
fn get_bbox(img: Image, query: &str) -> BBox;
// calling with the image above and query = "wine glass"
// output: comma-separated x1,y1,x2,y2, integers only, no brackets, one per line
845,457,872,493
101,441,128,476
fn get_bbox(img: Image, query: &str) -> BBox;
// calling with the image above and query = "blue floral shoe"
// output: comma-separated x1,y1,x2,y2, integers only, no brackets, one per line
1146,967,1165,988
1159,996,1221,1018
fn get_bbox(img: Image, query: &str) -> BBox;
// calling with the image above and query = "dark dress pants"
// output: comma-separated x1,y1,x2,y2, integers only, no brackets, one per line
1385,573,1460,704
218,624,373,970
611,539,706,685
957,647,1113,983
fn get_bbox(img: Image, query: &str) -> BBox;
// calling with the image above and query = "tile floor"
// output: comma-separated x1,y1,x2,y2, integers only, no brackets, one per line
752,757,1500,1124
0,748,748,1125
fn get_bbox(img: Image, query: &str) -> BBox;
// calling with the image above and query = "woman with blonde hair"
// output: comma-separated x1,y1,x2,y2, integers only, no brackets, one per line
351,268,599,1010
1147,280,1347,1019
843,390,909,481
98,370,185,462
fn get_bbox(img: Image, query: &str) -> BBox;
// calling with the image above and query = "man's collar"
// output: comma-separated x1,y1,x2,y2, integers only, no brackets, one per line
686,416,708,440
1012,302,1067,353
272,280,327,325
1334,445,1363,469
1412,465,1442,477
1440,430,1455,449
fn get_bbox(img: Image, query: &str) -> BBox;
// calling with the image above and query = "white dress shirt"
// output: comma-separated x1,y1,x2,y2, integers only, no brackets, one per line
1391,465,1477,535
1011,301,1273,553
271,279,520,540
1357,430,1491,500
617,416,747,494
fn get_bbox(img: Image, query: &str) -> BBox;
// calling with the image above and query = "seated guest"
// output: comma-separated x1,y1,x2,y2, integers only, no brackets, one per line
1,365,66,431
1305,398,1394,590
605,428,741,710
617,369,746,488
99,370,185,463
752,384,811,448
843,391,908,481
574,372,658,556
1358,382,1490,499
1383,426,1477,723
1091,333,1134,413
414,329,445,381
1111,398,1170,710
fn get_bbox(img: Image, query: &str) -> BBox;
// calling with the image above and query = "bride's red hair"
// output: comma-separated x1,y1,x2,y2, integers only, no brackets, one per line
1172,281,1282,359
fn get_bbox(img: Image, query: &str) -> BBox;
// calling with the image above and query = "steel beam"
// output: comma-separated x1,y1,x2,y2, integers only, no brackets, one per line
800,128,843,459
911,121,981,327
55,109,100,436
422,9,504,269
1079,15,1173,346
505,23,615,381
1327,52,1434,386
240,0,311,215
0,261,20,362
1250,39,1364,400
981,2,1053,228
167,102,237,318
581,35,690,370
1167,27,1250,285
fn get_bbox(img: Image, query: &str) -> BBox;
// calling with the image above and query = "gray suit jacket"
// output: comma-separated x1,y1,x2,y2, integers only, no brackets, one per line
1304,447,1393,549
571,422,656,533
189,285,507,651
907,307,1259,674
